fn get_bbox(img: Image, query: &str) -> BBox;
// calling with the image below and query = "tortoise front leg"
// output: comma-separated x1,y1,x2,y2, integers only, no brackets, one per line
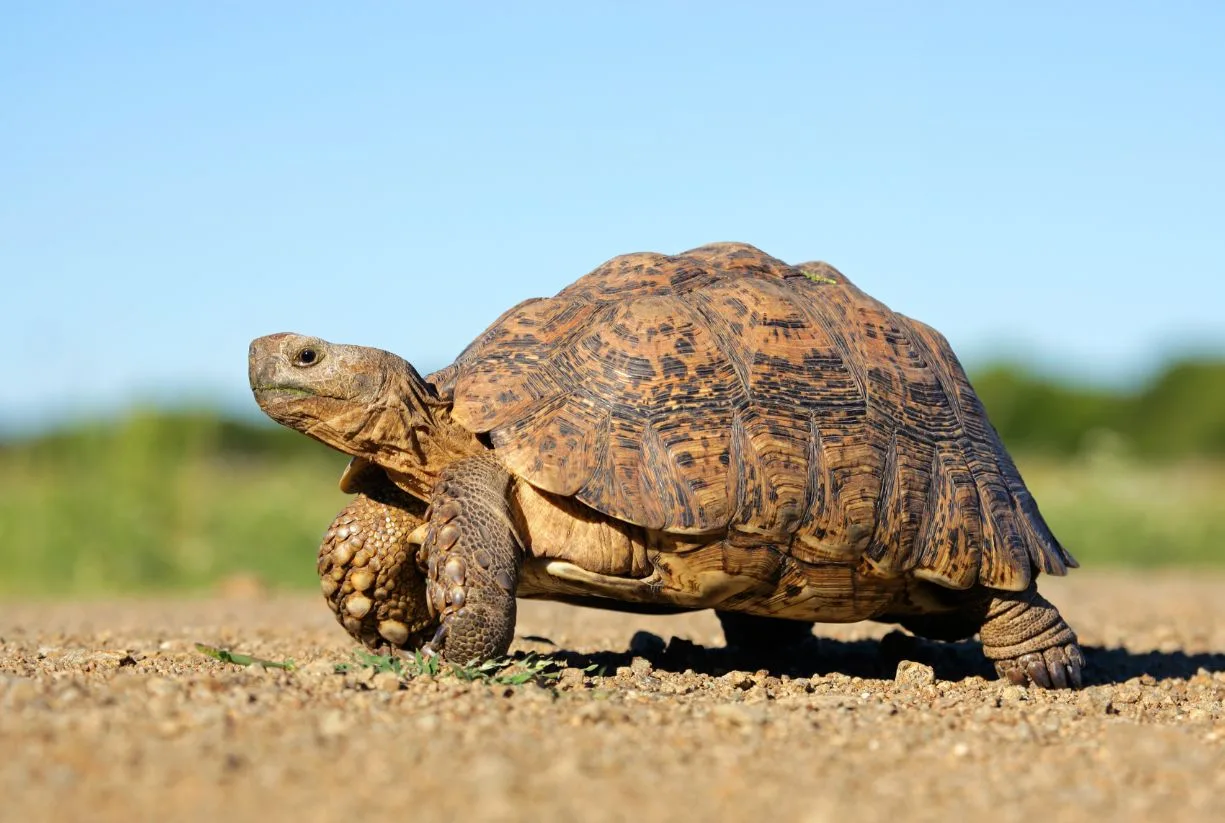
418,455,524,664
317,478,435,651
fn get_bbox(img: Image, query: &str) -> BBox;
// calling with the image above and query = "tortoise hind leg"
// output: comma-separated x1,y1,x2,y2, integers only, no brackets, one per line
716,611,814,655
898,582,1084,689
979,584,1084,689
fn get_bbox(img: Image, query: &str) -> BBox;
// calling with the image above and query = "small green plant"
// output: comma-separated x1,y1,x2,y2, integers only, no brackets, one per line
334,648,438,678
337,649,577,686
801,269,837,284
195,643,296,670
451,652,566,685
197,642,598,686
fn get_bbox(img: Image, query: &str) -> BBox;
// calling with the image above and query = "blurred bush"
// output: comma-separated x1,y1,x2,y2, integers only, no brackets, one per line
0,356,1221,595
973,357,1225,460
0,409,349,596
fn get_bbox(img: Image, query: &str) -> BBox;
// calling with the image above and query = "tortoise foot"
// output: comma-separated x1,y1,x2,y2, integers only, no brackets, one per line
979,584,1083,689
993,642,1085,689
420,455,523,665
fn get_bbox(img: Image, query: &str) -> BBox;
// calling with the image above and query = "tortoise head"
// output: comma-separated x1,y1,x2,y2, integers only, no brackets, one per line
249,333,432,467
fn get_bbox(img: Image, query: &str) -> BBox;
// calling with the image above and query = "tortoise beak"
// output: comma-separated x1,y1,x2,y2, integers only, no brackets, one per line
248,337,279,394
248,334,293,394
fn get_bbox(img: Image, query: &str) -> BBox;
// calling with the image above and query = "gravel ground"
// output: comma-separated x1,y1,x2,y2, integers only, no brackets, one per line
2,571,1224,823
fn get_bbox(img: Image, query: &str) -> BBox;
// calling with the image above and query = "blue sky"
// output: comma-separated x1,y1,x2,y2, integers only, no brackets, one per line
3,2,1222,431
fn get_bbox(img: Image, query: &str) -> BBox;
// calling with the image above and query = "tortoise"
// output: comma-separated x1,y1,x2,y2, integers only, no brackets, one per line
248,242,1084,688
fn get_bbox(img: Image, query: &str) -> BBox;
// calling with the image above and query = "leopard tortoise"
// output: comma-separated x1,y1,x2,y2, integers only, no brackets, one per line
248,242,1083,688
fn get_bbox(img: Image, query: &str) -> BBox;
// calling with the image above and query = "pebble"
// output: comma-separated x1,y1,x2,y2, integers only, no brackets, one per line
559,667,587,689
727,671,755,690
895,661,936,687
372,672,402,692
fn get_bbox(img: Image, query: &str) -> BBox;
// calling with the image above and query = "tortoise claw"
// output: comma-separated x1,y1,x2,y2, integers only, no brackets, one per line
420,622,450,658
407,522,430,547
994,642,1085,690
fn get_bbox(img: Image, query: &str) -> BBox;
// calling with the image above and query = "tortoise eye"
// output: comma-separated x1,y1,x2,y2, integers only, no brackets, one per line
294,347,319,367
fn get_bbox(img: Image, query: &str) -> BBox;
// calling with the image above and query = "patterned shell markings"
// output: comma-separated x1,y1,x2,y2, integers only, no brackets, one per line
430,243,1076,592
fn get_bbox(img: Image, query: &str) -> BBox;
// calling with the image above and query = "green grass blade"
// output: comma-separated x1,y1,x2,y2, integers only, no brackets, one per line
195,643,296,670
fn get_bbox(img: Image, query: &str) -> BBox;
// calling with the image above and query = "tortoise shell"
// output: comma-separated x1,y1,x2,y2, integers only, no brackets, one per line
427,243,1074,592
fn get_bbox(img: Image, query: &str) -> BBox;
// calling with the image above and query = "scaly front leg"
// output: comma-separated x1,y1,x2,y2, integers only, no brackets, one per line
419,455,524,664
317,473,436,651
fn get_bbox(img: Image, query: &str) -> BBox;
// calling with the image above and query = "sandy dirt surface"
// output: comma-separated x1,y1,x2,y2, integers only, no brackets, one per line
2,571,1224,823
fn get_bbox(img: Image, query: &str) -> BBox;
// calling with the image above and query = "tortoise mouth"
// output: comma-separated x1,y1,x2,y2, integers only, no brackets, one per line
251,385,321,421
252,384,318,399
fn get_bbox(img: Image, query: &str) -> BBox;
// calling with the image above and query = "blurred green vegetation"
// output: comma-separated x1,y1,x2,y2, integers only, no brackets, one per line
974,357,1225,458
0,409,349,596
0,357,1222,596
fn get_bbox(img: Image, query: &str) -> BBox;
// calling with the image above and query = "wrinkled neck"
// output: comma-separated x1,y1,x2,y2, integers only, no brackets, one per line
346,366,485,498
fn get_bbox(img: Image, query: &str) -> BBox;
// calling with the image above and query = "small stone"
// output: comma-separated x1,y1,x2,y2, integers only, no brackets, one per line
728,671,754,691
345,666,376,689
1002,685,1029,702
1077,689,1113,714
373,671,402,692
629,657,653,675
559,667,587,689
895,661,936,687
